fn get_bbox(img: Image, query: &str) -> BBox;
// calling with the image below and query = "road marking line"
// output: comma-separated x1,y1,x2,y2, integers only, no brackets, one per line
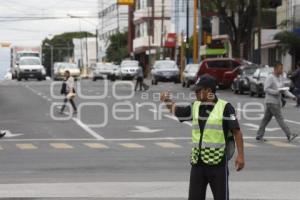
72,118,104,140
119,143,145,148
84,143,109,149
266,141,298,148
285,119,300,125
50,143,73,149
155,142,182,148
16,143,38,150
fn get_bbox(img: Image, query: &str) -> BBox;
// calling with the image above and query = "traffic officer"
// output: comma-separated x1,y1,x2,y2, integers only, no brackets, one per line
160,74,245,200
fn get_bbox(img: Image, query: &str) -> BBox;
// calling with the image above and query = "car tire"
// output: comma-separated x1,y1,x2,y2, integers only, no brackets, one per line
93,77,97,81
17,77,22,81
182,81,186,87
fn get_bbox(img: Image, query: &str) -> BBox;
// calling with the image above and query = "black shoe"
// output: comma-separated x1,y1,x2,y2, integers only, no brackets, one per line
0,131,6,138
288,134,298,142
256,136,267,142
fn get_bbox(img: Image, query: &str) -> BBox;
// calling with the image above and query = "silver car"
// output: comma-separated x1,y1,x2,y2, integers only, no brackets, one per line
119,60,139,80
182,64,199,88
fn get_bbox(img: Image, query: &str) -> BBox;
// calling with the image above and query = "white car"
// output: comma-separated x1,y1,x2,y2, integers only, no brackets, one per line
119,60,139,80
91,63,116,81
16,57,46,81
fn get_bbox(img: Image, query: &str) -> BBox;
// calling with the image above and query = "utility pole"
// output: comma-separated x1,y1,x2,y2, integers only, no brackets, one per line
96,29,99,62
257,0,262,64
117,4,120,33
147,1,152,70
198,0,202,63
180,31,186,82
193,0,198,63
186,0,189,64
160,0,165,60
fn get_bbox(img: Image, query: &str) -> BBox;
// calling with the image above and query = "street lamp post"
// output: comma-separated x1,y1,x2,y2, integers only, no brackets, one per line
44,43,54,78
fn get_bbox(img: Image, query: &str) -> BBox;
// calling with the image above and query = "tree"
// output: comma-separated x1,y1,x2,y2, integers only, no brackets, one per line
42,32,94,76
275,31,300,68
205,0,278,58
106,32,129,64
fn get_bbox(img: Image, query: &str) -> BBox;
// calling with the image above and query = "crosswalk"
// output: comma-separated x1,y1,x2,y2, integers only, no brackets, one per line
0,140,299,151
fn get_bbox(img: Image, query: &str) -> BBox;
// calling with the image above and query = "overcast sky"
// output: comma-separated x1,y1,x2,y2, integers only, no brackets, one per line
0,0,99,46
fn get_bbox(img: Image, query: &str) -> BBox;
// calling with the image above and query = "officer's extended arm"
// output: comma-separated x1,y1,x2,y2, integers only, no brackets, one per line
160,91,176,115
232,128,245,171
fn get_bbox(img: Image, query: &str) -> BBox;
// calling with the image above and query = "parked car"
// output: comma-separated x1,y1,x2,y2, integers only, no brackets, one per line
231,64,260,94
182,64,199,88
248,67,274,97
195,58,241,88
151,60,180,85
119,60,139,80
16,57,46,81
53,62,80,80
91,62,115,81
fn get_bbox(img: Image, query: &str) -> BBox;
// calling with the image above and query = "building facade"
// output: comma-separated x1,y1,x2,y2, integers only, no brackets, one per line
133,0,173,71
274,0,300,70
97,0,129,61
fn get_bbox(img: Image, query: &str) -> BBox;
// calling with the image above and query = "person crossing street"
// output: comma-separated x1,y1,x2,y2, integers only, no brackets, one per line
256,62,298,142
160,74,245,200
135,65,149,91
60,70,77,115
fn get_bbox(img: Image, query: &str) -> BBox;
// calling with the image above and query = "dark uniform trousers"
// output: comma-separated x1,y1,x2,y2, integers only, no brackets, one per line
188,162,229,200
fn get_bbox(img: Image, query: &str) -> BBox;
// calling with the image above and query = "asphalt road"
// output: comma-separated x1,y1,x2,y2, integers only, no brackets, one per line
0,78,299,199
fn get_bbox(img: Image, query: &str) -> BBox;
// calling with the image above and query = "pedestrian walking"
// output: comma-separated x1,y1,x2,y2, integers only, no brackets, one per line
60,70,77,115
160,74,245,200
291,61,300,107
256,62,298,142
135,65,149,91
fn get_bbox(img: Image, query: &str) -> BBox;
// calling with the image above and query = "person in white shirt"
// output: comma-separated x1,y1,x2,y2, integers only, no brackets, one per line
60,70,77,114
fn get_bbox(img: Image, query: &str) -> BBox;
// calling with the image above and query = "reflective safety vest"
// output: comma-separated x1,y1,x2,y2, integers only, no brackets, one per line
191,99,227,165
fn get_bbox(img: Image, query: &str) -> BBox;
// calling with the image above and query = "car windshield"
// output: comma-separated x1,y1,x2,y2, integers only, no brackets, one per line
20,58,40,65
243,67,259,75
154,61,176,69
122,61,138,67
260,68,273,77
187,65,199,72
59,63,77,69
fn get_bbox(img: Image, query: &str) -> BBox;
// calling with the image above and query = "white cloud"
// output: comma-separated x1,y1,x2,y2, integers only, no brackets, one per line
0,0,98,46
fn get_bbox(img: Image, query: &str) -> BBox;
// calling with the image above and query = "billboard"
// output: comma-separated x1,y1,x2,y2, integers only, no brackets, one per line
117,0,134,6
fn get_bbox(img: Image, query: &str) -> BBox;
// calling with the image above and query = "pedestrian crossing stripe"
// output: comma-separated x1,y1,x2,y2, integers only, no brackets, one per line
0,141,298,150
50,143,73,149
84,143,109,149
155,142,182,148
16,143,38,150
266,141,297,148
119,143,145,148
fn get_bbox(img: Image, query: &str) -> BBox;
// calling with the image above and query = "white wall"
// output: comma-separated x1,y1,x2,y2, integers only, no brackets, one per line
73,38,97,68
97,0,128,60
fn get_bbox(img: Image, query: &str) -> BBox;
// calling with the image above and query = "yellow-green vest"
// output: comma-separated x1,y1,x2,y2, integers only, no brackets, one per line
191,99,227,165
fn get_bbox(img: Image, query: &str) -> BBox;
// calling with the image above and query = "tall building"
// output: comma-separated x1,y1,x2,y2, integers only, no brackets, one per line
133,0,173,70
97,0,129,61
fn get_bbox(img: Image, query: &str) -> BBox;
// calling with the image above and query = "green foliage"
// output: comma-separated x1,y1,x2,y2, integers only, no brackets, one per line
105,32,129,64
42,31,94,76
275,31,300,56
206,0,279,58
